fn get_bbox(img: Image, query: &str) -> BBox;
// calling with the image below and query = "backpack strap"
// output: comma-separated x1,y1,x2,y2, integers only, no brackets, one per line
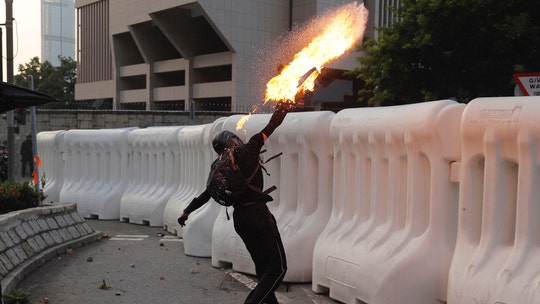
243,151,283,197
263,185,277,195
244,163,278,196
246,162,261,183
263,152,283,164
259,150,283,176
246,152,282,185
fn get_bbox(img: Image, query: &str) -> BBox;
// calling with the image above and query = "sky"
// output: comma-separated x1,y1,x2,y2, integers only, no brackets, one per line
1,0,41,80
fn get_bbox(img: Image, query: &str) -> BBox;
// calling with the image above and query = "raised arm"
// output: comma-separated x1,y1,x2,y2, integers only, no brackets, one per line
261,102,295,140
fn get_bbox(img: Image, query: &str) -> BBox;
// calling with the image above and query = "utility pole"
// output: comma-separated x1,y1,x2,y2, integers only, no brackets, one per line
5,0,16,181
0,34,2,304
29,75,40,201
0,1,13,300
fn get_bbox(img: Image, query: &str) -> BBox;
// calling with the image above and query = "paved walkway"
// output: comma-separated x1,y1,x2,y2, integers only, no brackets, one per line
16,219,339,304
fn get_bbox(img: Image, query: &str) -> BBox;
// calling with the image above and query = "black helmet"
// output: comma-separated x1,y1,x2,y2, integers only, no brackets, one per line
212,131,244,154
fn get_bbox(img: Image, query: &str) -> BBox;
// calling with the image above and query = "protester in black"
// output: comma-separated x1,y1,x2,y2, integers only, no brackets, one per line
179,104,292,304
20,134,33,177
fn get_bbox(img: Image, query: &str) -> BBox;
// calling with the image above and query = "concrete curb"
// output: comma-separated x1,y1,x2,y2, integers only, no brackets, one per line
0,203,104,296
1,231,103,295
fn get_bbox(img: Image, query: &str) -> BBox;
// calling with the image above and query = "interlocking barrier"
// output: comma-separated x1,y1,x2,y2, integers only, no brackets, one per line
312,100,464,303
162,122,221,257
447,97,540,304
34,96,540,303
37,130,66,203
271,111,335,282
120,127,183,226
59,129,131,219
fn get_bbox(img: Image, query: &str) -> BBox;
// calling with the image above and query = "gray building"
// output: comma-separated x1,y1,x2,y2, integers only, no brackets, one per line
74,0,399,111
42,0,76,66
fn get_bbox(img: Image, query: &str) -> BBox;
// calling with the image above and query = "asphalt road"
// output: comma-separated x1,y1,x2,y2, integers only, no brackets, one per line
16,219,339,304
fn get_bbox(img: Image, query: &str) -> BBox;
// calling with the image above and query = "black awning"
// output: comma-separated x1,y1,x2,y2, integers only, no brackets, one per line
0,82,58,113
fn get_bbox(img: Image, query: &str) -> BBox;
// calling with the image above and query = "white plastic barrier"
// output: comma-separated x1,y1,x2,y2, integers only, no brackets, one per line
269,111,335,282
59,129,131,219
312,100,464,304
162,122,221,257
211,111,335,282
180,121,225,257
37,130,66,203
448,97,540,304
120,127,183,226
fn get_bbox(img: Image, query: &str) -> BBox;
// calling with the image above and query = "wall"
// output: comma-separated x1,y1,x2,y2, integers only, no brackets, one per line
1,109,226,150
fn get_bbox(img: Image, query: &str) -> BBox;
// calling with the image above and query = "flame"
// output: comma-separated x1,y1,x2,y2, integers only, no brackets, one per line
237,2,368,131
236,113,252,131
265,2,369,103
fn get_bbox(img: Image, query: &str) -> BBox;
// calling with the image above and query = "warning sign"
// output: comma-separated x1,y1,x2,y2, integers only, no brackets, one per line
514,73,540,96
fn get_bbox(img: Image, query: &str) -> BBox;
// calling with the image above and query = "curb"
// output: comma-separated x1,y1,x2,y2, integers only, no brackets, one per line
1,230,103,295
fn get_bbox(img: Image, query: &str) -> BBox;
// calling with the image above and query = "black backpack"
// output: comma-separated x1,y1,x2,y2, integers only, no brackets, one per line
206,148,281,207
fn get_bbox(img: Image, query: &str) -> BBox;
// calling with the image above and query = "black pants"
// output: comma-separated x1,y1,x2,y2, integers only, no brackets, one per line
233,203,287,304
21,158,33,177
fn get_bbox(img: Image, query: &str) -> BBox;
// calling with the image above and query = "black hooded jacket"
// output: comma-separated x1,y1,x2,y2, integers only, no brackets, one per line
183,108,289,214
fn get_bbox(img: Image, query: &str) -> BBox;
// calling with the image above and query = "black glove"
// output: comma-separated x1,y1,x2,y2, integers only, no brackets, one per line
178,214,189,227
262,103,291,137
276,100,296,112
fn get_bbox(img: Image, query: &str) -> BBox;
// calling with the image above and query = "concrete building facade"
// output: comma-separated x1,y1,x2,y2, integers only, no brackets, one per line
42,0,76,66
74,0,399,112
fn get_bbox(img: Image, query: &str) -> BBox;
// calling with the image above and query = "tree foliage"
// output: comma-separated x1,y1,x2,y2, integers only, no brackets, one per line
351,0,540,106
14,56,76,103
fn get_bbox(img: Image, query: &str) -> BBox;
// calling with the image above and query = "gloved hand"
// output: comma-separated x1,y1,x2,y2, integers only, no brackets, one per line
276,100,296,112
178,213,189,227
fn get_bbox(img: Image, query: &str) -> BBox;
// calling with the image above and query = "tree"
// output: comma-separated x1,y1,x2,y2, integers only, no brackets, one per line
14,56,77,103
351,0,540,106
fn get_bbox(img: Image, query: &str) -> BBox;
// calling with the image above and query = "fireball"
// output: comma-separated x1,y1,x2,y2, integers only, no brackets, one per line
237,2,369,130
264,2,369,103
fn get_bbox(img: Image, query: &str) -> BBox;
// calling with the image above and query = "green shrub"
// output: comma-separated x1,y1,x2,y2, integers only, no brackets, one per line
0,180,45,214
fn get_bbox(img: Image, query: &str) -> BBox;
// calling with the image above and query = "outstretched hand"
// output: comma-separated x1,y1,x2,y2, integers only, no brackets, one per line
178,213,189,227
275,100,301,112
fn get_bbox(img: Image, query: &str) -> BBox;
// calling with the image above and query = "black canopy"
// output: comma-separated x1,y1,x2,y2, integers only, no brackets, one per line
0,82,58,113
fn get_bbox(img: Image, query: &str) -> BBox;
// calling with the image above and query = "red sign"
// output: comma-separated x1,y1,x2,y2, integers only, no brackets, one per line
513,73,540,96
